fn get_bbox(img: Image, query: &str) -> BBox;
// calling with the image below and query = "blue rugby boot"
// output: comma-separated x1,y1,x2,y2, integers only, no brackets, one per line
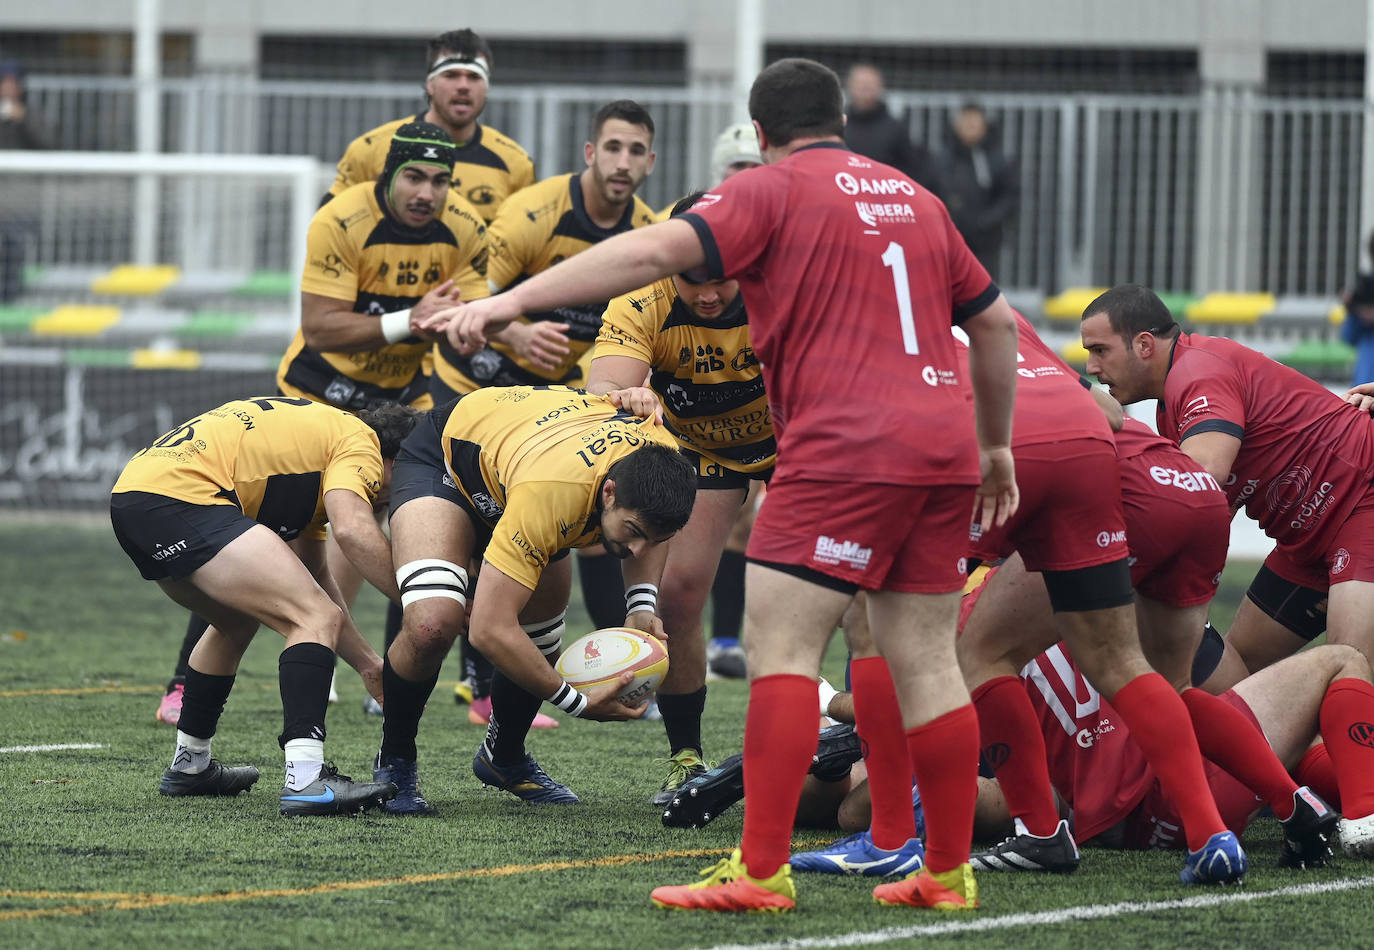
472,746,579,804
1180,830,1247,884
791,829,925,877
373,753,436,816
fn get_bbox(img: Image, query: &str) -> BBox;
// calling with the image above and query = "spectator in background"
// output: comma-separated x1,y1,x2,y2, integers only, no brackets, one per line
0,61,48,303
843,64,938,190
1341,231,1374,386
936,102,1019,272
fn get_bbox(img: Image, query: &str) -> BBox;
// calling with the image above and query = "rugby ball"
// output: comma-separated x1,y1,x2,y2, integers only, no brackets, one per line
556,627,669,706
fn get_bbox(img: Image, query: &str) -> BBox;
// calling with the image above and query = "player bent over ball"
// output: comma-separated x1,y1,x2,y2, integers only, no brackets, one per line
374,385,696,814
110,397,418,816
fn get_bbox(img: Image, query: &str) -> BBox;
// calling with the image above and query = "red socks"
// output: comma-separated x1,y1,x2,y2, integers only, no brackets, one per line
1319,677,1374,819
906,703,981,874
850,657,917,850
1295,743,1341,812
740,674,821,878
1111,673,1227,851
1182,688,1300,820
970,675,1061,836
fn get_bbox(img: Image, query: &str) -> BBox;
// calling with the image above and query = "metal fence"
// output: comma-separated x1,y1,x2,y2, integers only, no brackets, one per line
23,75,1372,297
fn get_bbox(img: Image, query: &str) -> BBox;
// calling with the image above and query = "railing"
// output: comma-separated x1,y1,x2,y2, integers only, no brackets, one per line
22,75,1371,297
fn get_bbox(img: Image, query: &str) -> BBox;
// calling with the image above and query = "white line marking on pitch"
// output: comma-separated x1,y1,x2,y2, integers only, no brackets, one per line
0,743,107,753
692,875,1374,950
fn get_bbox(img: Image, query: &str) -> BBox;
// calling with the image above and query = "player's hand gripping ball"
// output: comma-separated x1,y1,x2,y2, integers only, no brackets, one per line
556,627,669,707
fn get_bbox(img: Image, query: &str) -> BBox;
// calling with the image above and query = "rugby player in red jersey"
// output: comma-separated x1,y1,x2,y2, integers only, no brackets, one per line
851,314,1250,884
426,57,1021,912
947,406,1334,876
1081,284,1374,685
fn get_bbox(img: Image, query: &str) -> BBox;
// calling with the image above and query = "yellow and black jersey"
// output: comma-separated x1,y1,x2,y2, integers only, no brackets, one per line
439,386,680,590
278,181,489,411
112,396,383,542
434,173,658,395
327,115,535,223
597,278,774,479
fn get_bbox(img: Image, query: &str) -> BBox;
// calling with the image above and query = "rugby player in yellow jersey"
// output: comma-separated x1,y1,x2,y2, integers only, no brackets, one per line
589,191,773,807
110,397,420,816
326,29,534,223
278,120,487,412
428,99,659,715
371,387,696,813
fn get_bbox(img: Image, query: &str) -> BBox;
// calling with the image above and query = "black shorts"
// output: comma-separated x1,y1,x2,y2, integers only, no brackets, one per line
110,491,256,581
388,395,569,565
680,448,772,492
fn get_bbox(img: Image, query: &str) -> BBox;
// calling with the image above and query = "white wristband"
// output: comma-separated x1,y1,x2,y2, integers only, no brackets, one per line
817,676,839,718
550,680,588,717
625,583,658,615
380,309,413,343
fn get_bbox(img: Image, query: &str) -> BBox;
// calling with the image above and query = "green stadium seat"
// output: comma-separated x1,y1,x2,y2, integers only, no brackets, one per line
232,270,296,297
1278,339,1355,379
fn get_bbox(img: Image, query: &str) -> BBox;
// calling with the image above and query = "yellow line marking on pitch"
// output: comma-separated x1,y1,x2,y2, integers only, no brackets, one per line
0,846,750,922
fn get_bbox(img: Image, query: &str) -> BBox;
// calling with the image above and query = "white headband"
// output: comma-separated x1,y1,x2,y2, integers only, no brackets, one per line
428,54,489,83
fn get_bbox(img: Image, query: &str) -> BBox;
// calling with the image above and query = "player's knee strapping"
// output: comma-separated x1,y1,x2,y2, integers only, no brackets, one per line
396,559,468,609
523,611,567,660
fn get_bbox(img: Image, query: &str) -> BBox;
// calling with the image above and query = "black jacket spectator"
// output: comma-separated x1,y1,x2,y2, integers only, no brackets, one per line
935,104,1019,271
843,101,939,191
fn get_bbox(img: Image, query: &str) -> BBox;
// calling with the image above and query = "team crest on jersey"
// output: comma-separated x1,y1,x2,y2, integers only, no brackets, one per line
1333,548,1352,575
468,184,496,205
731,347,758,371
469,348,501,381
471,492,503,520
678,347,692,367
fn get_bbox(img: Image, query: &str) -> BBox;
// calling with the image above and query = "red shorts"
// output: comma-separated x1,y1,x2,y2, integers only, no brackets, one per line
1119,447,1231,607
747,476,974,593
1265,487,1374,591
968,440,1128,572
1118,690,1265,850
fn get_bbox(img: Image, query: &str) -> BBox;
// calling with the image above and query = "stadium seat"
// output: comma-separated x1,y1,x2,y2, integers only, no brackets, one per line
1043,287,1108,321
1184,292,1276,325
232,270,295,297
91,264,181,296
1278,339,1355,378
32,304,122,336
131,347,203,370
1059,340,1089,366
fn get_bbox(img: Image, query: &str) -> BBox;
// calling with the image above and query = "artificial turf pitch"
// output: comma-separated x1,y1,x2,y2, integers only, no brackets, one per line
1,520,1370,949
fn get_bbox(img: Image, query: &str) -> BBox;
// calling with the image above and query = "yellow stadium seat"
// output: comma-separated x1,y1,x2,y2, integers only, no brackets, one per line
1043,287,1109,320
131,348,202,370
1060,341,1089,366
91,264,181,296
32,305,122,336
1331,302,1346,326
1184,292,1276,325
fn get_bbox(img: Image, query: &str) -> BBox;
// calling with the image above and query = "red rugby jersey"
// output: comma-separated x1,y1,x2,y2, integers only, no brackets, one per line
951,311,1113,449
1022,644,1154,844
681,142,997,486
1157,334,1374,559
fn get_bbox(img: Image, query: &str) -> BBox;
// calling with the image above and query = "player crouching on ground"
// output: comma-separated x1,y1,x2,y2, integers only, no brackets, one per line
110,397,418,816
373,385,696,814
815,608,1374,865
